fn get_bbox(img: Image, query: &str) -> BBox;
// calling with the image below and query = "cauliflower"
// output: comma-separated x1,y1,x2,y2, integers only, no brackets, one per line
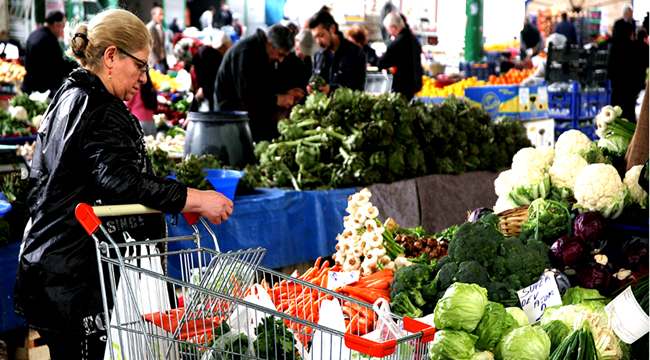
574,164,628,219
511,147,548,173
538,146,555,167
494,194,518,214
549,154,589,198
623,165,648,209
494,169,514,197
555,130,592,157
506,165,551,206
11,106,28,121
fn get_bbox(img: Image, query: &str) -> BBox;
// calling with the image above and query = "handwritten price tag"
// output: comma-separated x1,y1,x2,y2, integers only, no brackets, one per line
517,274,562,325
327,271,360,290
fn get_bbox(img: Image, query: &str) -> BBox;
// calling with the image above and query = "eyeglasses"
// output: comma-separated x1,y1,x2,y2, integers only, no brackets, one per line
118,48,148,74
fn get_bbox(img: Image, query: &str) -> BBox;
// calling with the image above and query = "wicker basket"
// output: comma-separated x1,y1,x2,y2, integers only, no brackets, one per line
497,206,530,237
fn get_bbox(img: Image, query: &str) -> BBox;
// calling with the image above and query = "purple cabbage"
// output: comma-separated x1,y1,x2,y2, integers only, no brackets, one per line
573,212,608,253
621,237,649,271
551,236,590,273
576,255,612,293
468,207,494,223
540,268,572,295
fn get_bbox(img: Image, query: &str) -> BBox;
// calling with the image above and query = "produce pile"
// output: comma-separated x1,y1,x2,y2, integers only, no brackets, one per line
0,59,26,83
149,68,185,92
252,90,531,190
0,93,49,138
484,40,520,52
416,69,536,98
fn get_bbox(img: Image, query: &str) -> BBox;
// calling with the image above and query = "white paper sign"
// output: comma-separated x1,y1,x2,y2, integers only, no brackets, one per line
537,86,548,104
605,286,650,344
327,270,360,290
519,87,530,105
517,274,562,324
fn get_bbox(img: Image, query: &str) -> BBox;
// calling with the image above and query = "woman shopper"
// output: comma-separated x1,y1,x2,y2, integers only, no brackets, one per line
13,9,233,360
125,70,157,136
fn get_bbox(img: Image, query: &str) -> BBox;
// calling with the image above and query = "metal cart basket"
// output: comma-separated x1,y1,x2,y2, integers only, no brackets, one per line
76,203,435,360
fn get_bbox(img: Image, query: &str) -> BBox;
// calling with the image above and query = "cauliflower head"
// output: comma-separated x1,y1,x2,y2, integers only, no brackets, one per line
624,165,648,208
549,154,588,198
507,165,551,206
494,194,518,214
495,169,514,197
512,147,547,173
538,147,555,167
555,130,592,157
574,164,628,218
11,106,28,121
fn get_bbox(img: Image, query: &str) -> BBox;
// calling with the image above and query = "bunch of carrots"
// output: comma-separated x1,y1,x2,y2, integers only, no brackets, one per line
333,269,394,335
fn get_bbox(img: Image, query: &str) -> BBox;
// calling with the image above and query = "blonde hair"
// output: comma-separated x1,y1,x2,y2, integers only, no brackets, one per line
67,9,152,72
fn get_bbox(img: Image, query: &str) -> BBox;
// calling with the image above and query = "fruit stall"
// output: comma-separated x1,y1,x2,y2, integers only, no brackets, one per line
0,83,648,359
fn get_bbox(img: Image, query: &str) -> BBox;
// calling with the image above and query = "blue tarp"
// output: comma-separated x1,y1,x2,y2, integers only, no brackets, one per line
0,242,25,333
165,187,355,279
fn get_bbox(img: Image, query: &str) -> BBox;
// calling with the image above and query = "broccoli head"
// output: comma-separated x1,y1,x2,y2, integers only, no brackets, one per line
455,261,490,288
421,274,439,301
519,199,571,245
408,289,427,307
435,255,454,274
448,220,502,268
391,263,433,290
492,237,551,289
390,292,424,318
437,262,458,290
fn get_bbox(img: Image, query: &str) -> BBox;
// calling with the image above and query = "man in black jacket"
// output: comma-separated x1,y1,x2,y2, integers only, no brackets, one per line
378,12,422,100
214,25,304,142
309,11,366,94
22,11,76,95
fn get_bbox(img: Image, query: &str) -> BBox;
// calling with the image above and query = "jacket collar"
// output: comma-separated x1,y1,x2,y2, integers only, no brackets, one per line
67,68,110,94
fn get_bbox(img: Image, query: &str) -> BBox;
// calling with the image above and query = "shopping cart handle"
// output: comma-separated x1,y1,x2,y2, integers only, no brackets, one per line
182,212,201,226
76,203,101,236
403,317,436,343
344,334,397,357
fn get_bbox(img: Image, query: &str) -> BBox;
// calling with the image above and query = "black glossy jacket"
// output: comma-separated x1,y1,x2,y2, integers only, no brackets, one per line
311,34,366,93
14,68,187,334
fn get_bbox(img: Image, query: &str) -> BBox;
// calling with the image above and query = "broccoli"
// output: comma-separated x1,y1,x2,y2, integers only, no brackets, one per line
408,289,427,307
390,292,424,318
455,261,490,288
421,274,439,301
391,263,433,290
434,255,454,274
491,237,551,289
448,220,502,268
408,251,431,265
437,262,458,290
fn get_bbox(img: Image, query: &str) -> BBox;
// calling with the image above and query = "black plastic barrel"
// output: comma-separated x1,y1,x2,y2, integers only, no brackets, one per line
184,111,256,168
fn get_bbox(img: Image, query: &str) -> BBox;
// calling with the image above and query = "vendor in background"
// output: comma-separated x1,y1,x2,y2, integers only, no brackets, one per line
147,7,167,73
196,31,232,111
214,25,304,142
520,33,567,85
609,11,639,122
273,28,319,99
169,18,183,34
23,11,77,95
345,24,378,67
520,16,543,57
200,6,216,30
14,9,233,360
125,71,157,136
613,4,635,40
553,13,577,45
216,1,233,28
309,10,366,94
377,12,422,100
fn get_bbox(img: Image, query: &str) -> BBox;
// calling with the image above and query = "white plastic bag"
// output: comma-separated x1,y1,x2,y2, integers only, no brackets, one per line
372,298,405,342
310,298,351,360
227,284,276,339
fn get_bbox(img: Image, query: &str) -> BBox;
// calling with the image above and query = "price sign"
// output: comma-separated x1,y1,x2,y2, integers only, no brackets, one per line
327,270,360,290
606,286,650,344
517,274,562,324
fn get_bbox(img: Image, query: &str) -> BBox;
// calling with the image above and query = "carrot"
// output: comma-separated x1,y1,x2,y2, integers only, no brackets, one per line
299,267,316,281
338,286,389,304
342,305,357,320
359,269,394,280
319,260,329,271
314,257,322,269
276,300,290,312
320,274,328,288
356,315,371,335
346,314,360,334
329,266,341,272
358,279,390,290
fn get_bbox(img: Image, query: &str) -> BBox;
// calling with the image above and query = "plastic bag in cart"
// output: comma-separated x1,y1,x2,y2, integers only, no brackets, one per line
310,298,351,360
227,284,276,338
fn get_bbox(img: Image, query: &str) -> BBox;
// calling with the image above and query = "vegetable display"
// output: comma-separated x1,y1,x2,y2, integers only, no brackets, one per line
473,302,518,352
595,105,636,159
252,91,530,190
429,329,478,360
433,283,488,332
547,324,599,360
495,326,551,360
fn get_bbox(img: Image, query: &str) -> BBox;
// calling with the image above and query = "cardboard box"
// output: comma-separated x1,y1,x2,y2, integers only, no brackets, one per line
520,118,555,148
464,84,549,120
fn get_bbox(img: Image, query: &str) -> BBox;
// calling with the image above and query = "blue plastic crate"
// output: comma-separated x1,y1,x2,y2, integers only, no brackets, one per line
548,81,611,124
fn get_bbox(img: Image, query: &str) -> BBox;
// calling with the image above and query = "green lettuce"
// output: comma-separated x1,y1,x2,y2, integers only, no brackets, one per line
505,307,528,327
496,326,551,360
434,283,488,332
470,351,495,360
473,302,518,352
429,330,478,360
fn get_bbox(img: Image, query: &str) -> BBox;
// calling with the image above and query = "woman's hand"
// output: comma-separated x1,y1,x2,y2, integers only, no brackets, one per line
183,188,234,224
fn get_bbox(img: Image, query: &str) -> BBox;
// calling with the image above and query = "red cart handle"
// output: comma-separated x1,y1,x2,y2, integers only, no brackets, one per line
182,212,201,226
76,203,101,236
343,317,436,357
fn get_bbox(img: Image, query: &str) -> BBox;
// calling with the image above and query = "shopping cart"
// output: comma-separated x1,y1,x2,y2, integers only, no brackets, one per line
76,203,435,360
